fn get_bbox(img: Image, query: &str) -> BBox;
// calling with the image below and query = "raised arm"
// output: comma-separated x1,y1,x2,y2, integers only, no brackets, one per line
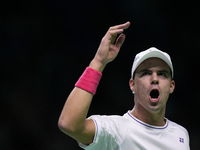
58,22,130,145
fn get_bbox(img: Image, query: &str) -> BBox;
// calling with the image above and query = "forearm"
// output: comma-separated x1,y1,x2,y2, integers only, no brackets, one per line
58,22,130,143
58,60,103,135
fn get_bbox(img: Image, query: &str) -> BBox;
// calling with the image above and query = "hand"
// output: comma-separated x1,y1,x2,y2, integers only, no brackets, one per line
90,22,131,72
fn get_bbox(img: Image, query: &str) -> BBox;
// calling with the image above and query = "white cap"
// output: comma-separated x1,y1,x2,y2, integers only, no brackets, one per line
131,47,174,78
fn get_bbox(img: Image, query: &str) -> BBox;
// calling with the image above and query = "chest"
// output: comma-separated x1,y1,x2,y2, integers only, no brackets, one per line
119,126,189,150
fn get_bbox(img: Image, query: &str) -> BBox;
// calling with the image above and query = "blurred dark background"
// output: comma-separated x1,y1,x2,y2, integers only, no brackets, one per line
1,0,200,149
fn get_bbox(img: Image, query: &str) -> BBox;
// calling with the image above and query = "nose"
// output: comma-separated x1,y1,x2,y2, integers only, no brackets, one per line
151,72,159,85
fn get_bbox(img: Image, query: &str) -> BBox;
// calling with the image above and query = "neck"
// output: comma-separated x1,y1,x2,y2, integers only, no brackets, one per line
130,106,166,126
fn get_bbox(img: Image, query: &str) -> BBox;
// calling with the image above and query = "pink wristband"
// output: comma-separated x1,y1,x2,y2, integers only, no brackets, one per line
75,67,102,95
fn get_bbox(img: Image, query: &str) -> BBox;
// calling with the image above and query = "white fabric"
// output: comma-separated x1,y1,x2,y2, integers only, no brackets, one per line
131,47,174,78
78,111,190,150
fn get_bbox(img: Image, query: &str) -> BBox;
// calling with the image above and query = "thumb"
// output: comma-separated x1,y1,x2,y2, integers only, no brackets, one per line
115,34,126,49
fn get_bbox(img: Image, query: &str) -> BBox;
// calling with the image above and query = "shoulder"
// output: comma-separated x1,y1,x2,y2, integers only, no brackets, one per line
89,114,130,127
88,114,131,137
83,114,130,148
167,119,189,138
168,120,188,132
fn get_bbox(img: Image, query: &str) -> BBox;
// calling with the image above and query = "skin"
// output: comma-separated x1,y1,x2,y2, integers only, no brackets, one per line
58,22,131,145
129,58,175,126
58,21,175,146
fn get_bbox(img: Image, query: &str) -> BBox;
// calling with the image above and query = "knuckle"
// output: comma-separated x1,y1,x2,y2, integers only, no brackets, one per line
101,36,106,43
108,30,112,35
109,26,114,30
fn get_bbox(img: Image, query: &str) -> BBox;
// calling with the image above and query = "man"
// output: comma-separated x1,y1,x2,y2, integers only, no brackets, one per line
58,22,190,149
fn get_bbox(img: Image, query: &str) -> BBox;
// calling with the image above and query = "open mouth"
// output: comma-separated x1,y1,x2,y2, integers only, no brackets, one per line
150,89,159,100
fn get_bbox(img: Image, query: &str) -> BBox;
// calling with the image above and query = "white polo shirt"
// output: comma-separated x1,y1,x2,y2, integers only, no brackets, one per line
78,111,190,150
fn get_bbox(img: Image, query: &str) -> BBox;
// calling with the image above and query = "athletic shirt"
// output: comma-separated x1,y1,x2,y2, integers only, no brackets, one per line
78,111,190,150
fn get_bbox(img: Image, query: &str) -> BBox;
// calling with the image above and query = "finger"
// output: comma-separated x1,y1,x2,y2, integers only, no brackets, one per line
110,34,117,44
109,29,124,44
103,22,130,44
109,21,131,31
103,29,124,44
115,34,126,48
108,22,130,44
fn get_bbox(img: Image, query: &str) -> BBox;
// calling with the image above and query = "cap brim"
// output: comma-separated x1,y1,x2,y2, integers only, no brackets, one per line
134,51,173,78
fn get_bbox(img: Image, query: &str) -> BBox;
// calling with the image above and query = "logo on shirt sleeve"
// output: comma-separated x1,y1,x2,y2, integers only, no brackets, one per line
179,138,184,143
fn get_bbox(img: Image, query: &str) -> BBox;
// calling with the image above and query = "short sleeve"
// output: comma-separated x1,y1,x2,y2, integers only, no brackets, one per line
78,115,127,150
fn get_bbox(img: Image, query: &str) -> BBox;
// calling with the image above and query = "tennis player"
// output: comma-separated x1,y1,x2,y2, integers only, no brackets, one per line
58,22,190,150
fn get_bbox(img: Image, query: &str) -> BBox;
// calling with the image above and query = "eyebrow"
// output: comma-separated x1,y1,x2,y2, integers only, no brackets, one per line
135,69,149,74
158,69,170,73
136,69,170,74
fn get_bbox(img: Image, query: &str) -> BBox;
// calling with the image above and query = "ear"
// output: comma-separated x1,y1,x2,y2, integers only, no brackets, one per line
170,80,175,94
129,78,136,92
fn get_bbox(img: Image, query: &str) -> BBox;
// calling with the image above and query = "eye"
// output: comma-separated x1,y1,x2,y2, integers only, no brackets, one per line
158,72,167,77
141,71,151,76
142,72,148,76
